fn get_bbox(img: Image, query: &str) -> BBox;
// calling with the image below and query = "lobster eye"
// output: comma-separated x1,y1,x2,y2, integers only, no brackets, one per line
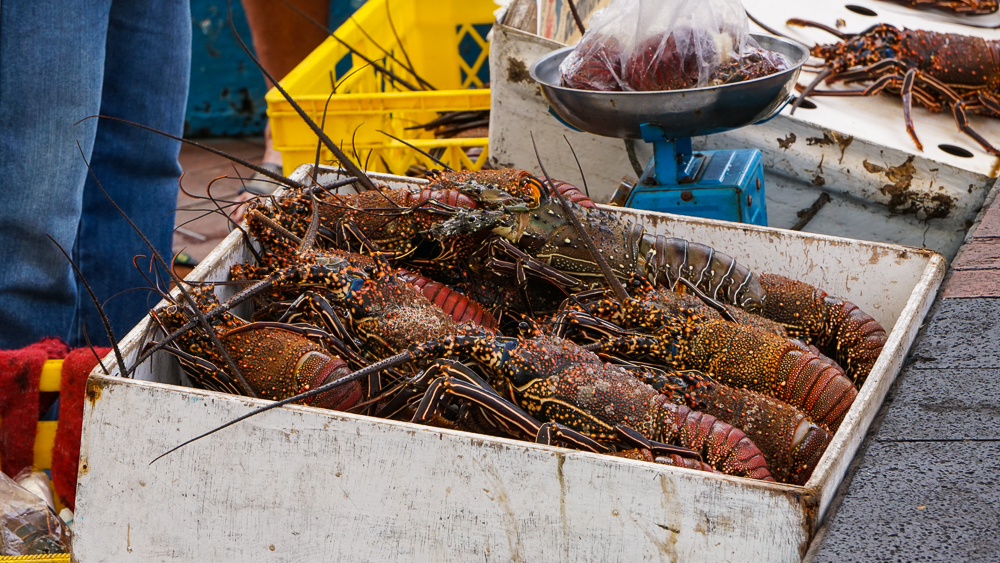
520,177,545,206
883,48,894,58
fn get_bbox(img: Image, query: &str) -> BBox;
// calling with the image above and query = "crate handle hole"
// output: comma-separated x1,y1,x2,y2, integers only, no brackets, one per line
938,144,974,158
845,4,878,16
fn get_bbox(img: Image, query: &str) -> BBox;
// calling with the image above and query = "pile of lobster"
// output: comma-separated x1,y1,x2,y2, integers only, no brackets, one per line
139,165,887,486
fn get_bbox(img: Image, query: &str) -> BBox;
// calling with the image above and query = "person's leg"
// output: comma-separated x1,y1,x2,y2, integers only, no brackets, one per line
243,0,331,169
0,2,110,348
70,0,192,348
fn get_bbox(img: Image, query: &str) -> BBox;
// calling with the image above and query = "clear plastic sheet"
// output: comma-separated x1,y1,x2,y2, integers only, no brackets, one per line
1,470,71,556
560,0,789,91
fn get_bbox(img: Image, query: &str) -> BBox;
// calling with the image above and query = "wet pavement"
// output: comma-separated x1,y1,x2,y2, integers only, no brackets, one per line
809,183,1000,562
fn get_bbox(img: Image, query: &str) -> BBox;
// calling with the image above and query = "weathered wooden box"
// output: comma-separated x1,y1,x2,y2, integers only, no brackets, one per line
73,167,945,562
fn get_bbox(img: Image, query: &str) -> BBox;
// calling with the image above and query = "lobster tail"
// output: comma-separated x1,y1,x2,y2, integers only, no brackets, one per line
779,351,858,430
658,401,774,481
687,319,857,431
548,179,596,208
759,273,887,387
640,236,766,311
398,271,499,330
825,299,887,388
304,354,364,411
684,379,831,485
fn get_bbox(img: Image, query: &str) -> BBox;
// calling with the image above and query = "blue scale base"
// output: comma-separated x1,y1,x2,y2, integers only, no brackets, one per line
623,125,768,226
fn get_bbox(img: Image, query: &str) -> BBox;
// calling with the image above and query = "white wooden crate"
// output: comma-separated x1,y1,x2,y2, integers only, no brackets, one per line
73,166,945,562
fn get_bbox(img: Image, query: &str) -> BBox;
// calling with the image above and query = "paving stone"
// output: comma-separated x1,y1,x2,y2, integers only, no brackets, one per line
951,239,1000,270
941,270,1000,299
970,207,1000,239
874,367,1000,441
813,440,1000,563
902,298,1000,370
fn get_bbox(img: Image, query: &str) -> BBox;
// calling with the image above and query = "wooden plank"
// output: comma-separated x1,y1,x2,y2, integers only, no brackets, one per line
75,378,808,562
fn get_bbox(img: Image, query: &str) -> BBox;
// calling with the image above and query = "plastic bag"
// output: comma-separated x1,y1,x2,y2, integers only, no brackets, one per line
1,470,71,556
14,470,56,512
560,0,789,91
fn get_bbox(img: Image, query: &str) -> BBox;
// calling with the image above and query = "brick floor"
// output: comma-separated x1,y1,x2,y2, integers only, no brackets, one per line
940,183,1000,298
172,137,264,267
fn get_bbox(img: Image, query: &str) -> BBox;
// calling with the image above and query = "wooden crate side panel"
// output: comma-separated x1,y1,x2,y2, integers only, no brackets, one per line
604,205,937,332
74,378,808,562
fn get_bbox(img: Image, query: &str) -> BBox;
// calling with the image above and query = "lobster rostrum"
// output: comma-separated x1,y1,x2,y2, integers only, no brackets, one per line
789,19,1000,155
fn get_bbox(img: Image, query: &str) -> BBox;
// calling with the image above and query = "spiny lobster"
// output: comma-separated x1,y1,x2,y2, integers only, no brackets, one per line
637,368,831,484
149,282,363,410
559,280,858,431
402,329,775,480
789,19,1000,155
879,0,998,15
758,273,887,387
432,197,766,311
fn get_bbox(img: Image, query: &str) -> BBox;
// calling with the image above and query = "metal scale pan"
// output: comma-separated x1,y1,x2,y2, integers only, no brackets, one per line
528,34,809,225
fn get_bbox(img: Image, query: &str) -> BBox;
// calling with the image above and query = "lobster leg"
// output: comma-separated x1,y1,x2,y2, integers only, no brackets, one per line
901,68,923,151
950,100,1000,155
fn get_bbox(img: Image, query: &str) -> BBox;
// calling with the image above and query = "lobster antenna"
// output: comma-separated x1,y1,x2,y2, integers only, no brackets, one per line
530,134,630,303
204,170,267,265
298,191,322,253
80,322,111,376
311,90,338,186
383,0,427,89
377,130,454,171
786,18,849,40
675,278,738,324
566,0,587,35
746,11,788,39
46,234,127,378
73,115,306,189
790,67,832,114
562,135,590,199
275,0,430,91
76,143,259,397
227,1,377,192
152,349,415,462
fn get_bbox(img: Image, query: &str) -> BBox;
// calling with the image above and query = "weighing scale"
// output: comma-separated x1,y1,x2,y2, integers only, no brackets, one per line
529,35,808,226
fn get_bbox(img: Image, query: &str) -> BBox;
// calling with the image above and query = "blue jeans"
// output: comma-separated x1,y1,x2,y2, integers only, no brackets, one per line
0,1,191,349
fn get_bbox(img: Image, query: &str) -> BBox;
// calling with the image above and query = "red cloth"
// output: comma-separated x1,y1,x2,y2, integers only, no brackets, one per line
0,338,69,477
52,347,108,510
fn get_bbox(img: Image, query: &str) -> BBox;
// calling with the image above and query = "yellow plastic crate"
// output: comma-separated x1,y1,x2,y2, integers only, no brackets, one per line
267,0,495,176
0,556,71,562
